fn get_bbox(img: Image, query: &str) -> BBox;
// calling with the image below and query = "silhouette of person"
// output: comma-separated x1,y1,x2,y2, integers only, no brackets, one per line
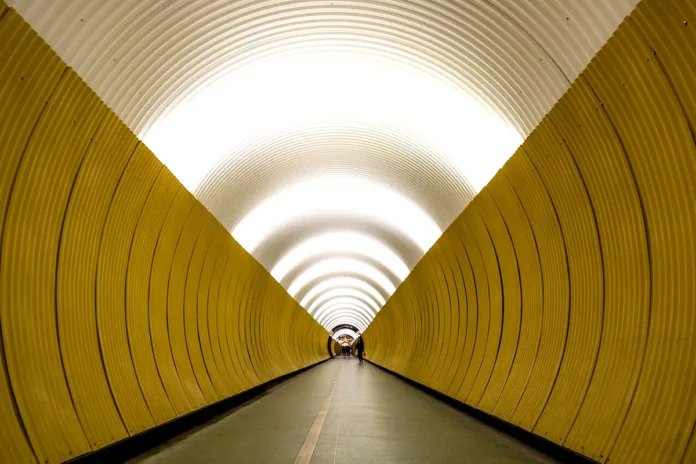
356,337,365,364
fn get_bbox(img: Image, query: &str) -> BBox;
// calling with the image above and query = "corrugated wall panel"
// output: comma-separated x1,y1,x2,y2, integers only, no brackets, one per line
0,7,65,463
4,68,103,462
97,143,162,435
486,172,542,423
465,200,503,407
58,105,137,447
552,77,648,462
127,168,180,424
584,13,696,464
504,148,569,431
475,189,521,414
453,213,489,403
525,117,603,444
149,186,197,415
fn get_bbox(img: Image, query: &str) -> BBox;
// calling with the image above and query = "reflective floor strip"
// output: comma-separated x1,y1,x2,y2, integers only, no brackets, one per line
293,381,336,464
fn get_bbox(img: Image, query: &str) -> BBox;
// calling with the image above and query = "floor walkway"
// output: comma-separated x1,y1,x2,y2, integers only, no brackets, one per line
131,358,557,464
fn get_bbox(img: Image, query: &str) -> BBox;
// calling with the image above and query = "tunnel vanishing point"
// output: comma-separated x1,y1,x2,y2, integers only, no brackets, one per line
0,0,695,463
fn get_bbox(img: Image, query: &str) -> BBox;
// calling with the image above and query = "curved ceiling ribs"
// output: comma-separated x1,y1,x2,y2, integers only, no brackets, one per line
9,0,638,332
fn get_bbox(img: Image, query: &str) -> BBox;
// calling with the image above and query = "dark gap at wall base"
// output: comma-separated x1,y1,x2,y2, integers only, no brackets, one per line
366,360,597,464
66,359,329,464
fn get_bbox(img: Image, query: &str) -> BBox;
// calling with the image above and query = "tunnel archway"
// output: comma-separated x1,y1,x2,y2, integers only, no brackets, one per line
2,1,695,463
328,324,361,357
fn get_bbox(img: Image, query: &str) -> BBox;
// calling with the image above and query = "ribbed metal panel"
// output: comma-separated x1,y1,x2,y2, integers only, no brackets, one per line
8,0,637,136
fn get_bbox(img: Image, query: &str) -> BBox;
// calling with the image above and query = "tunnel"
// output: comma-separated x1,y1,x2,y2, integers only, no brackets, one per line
0,0,695,463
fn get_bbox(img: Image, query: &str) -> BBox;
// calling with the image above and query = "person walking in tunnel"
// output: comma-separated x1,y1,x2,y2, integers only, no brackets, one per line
356,337,365,364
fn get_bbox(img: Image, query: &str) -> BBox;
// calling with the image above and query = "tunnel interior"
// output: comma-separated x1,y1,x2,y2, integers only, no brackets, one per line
1,0,695,463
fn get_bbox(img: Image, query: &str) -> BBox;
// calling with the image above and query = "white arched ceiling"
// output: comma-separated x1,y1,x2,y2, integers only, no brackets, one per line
9,0,639,332
271,232,410,283
316,302,376,326
252,216,425,272
308,289,381,316
300,278,387,309
320,309,372,329
288,259,397,299
315,299,376,323
233,177,442,254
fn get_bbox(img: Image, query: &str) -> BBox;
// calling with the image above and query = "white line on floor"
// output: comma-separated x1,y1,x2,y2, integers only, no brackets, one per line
294,378,337,464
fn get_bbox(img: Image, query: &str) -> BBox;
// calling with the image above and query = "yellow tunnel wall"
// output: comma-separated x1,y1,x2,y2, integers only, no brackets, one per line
364,0,696,463
0,5,328,463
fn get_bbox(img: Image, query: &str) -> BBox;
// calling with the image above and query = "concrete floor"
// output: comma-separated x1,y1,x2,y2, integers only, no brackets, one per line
131,358,558,464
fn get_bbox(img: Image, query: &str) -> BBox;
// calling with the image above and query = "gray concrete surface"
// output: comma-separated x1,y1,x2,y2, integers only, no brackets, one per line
131,358,558,464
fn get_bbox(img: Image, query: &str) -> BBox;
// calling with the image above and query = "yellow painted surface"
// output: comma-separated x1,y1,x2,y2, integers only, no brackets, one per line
58,103,137,447
365,0,696,462
3,68,103,463
0,7,66,463
0,7,328,462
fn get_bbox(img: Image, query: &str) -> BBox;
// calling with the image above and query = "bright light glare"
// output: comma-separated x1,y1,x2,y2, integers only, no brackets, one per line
332,328,359,340
308,289,380,315
314,299,376,323
271,232,410,282
143,51,521,195
317,308,372,331
300,277,386,308
287,258,396,298
315,303,375,327
233,177,441,253
324,317,367,332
